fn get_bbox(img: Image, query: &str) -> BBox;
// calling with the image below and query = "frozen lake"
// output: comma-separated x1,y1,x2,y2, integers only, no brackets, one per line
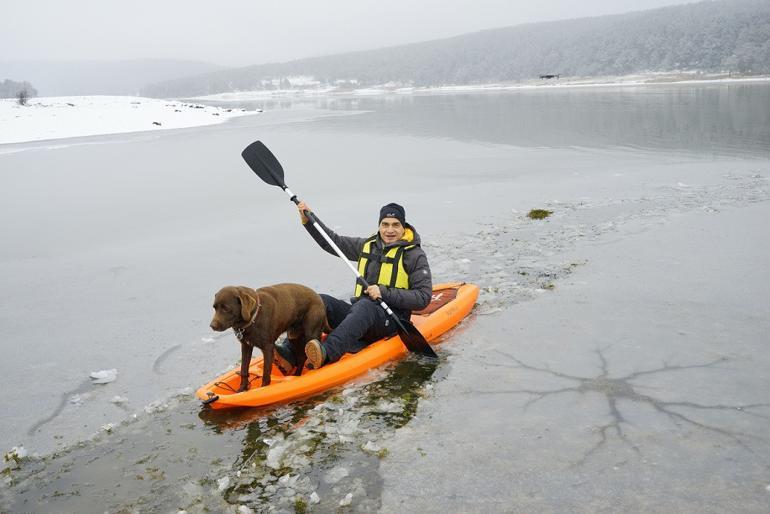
1,82,769,512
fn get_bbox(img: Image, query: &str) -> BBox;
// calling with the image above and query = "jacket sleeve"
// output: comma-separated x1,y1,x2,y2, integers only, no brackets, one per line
381,247,432,311
303,218,366,261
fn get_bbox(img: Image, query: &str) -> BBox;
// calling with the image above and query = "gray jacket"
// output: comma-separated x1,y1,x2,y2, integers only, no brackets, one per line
304,219,432,313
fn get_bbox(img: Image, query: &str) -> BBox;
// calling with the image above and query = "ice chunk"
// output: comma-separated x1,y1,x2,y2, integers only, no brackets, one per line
237,506,254,514
287,454,310,469
373,399,403,413
217,476,230,491
89,368,118,384
324,466,349,485
278,474,299,488
362,441,381,453
339,493,353,506
144,400,168,414
337,418,360,435
110,395,129,404
4,445,28,466
3,446,28,471
101,423,115,432
266,445,286,469
309,491,320,504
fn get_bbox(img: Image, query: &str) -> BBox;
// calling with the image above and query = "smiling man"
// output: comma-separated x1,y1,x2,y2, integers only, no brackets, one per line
275,201,432,371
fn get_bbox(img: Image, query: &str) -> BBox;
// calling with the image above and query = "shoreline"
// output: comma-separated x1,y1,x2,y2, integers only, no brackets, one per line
194,73,770,101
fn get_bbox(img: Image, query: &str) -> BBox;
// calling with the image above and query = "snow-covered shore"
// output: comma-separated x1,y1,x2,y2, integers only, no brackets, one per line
194,72,770,101
0,96,258,145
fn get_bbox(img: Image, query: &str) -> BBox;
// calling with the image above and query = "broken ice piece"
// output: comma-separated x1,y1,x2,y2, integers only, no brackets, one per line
110,396,129,404
324,466,349,485
309,491,320,504
362,441,381,453
339,493,353,506
3,446,28,469
217,476,230,491
89,368,118,384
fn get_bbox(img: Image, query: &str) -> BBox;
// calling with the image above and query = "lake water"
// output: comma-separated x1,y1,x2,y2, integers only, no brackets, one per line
1,82,769,512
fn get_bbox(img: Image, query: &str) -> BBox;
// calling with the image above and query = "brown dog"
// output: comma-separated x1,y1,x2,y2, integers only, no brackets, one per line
209,283,328,391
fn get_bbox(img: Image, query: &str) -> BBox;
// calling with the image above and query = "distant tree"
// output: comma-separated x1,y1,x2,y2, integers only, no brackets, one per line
17,89,28,106
1,79,38,99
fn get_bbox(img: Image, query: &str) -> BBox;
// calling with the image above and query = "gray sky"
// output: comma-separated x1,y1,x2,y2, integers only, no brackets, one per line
2,0,698,67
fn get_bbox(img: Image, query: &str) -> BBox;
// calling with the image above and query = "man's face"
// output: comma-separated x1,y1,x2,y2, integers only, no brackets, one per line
379,217,405,244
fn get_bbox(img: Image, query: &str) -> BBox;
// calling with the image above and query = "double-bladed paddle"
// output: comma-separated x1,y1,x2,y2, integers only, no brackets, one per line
241,140,437,358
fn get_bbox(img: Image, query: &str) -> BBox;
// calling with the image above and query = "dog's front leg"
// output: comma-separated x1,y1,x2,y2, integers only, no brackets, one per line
261,345,273,387
238,342,254,392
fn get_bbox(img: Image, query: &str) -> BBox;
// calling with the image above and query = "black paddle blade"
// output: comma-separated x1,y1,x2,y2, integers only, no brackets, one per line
241,141,286,188
395,317,438,358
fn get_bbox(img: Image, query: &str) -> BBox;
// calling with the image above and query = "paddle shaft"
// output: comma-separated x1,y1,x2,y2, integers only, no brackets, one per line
279,186,404,322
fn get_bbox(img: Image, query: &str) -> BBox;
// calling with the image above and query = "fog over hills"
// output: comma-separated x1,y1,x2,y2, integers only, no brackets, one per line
143,0,770,98
0,59,227,97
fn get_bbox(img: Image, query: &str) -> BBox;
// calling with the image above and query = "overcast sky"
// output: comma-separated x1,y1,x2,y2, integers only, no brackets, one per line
2,0,698,67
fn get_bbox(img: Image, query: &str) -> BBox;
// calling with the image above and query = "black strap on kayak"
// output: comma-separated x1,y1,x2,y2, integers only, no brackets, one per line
211,371,261,394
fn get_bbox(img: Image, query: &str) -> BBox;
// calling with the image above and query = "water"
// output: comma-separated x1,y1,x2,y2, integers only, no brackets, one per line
210,83,770,157
1,83,769,512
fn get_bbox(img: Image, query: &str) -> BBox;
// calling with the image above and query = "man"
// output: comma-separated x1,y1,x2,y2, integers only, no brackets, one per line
276,201,432,370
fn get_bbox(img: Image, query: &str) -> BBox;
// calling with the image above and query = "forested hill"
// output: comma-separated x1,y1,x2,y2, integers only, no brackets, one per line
143,0,770,98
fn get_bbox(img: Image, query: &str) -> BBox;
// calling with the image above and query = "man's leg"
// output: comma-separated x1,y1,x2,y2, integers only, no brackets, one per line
276,293,350,374
321,299,398,364
320,294,351,330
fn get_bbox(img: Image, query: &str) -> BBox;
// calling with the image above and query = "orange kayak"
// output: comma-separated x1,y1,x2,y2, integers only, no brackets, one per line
196,282,479,409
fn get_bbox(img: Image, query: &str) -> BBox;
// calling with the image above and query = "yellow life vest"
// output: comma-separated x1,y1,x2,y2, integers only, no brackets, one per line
354,231,415,297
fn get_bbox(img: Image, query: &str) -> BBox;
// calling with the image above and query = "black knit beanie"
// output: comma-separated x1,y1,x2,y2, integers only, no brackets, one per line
378,203,406,226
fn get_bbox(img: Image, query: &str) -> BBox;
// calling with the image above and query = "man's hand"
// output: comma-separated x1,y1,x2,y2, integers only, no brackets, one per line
365,285,382,300
297,201,311,224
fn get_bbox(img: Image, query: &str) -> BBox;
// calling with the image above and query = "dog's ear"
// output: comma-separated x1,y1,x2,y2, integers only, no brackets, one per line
237,288,258,322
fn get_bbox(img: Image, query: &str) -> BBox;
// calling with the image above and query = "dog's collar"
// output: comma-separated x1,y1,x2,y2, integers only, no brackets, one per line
234,293,261,343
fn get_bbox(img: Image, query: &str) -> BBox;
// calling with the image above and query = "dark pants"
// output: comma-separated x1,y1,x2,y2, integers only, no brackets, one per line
320,294,400,364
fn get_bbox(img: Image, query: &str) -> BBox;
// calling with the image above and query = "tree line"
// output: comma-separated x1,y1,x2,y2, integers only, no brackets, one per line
142,0,770,97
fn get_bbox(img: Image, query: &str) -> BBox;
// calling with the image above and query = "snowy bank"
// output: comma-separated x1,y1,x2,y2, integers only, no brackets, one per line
0,96,258,145
193,73,770,102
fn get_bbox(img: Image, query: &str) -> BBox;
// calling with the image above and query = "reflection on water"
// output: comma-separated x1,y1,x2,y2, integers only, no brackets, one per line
213,83,770,157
